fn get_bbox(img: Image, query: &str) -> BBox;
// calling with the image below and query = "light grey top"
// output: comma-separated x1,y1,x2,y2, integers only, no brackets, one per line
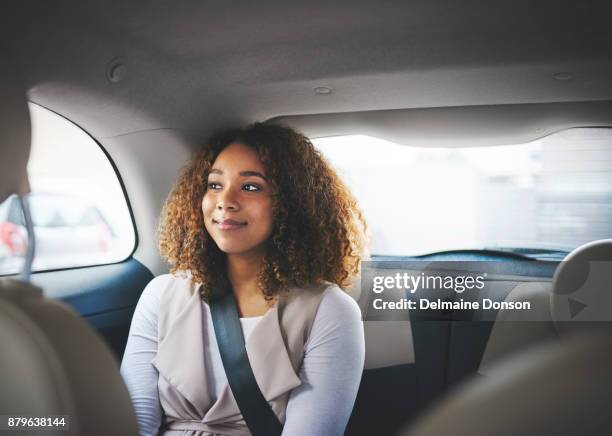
120,274,365,436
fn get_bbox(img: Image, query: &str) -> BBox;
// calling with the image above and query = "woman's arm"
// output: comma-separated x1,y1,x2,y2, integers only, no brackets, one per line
282,286,365,436
120,275,169,436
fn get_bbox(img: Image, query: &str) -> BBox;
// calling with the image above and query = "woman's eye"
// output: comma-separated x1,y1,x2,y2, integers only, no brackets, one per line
243,183,261,192
208,182,221,190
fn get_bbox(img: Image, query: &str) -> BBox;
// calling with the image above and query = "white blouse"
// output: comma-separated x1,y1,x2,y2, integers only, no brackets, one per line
120,274,365,436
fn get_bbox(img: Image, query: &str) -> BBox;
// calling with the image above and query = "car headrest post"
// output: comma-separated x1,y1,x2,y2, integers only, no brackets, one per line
17,195,35,282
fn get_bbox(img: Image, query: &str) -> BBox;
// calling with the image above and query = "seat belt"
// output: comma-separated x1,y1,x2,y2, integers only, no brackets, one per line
209,289,283,436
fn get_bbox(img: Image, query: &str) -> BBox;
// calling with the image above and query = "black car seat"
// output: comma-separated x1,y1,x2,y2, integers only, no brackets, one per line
0,58,139,436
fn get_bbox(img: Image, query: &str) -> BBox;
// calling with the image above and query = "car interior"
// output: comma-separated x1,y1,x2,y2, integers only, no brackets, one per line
1,1,612,435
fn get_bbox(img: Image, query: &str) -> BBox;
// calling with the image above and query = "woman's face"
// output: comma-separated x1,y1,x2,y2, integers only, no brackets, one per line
202,142,274,257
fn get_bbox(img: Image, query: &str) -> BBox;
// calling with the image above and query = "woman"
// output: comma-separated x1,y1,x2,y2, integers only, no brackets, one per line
120,123,368,436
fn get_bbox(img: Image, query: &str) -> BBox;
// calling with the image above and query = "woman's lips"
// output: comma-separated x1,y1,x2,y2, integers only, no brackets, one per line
213,219,247,230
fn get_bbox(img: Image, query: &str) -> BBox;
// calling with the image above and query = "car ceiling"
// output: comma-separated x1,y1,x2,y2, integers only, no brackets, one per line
3,0,612,145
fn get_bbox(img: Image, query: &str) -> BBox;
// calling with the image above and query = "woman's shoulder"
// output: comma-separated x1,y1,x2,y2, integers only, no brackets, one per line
286,281,362,322
138,272,201,333
304,283,364,353
139,272,196,307
141,272,181,296
144,272,174,291
136,274,168,307
129,274,174,330
318,283,363,322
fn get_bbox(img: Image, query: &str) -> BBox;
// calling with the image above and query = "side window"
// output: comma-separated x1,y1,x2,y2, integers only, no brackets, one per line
0,103,135,275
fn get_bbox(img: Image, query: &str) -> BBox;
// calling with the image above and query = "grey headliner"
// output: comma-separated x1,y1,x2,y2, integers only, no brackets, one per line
4,0,612,143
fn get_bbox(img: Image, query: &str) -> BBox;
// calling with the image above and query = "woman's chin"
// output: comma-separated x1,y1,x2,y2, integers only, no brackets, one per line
213,241,250,254
214,242,267,258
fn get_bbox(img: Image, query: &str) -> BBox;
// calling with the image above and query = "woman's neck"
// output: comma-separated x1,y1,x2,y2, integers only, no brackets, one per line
226,251,275,317
226,251,263,297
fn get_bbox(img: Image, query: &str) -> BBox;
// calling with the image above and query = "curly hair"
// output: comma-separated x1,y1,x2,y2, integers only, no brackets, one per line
158,122,368,301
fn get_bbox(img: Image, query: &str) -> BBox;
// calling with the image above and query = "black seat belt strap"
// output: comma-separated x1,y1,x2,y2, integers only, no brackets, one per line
209,290,283,436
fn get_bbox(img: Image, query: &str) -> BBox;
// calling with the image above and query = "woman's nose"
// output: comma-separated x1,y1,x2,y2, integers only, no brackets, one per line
216,188,239,211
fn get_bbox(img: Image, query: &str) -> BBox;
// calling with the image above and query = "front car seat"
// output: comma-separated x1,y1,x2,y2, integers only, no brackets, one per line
0,57,139,436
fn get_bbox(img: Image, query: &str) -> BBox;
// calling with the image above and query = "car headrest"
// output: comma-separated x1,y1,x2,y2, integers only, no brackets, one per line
0,61,31,203
551,239,612,335
403,332,612,436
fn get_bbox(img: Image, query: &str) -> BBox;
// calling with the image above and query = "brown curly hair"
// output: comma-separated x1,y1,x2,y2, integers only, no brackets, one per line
158,122,368,301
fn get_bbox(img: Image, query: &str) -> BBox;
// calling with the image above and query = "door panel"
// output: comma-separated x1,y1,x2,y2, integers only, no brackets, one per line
30,258,153,360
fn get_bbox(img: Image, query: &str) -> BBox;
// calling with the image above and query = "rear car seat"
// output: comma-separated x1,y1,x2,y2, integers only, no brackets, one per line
479,239,612,374
401,239,612,436
404,331,612,436
346,253,587,435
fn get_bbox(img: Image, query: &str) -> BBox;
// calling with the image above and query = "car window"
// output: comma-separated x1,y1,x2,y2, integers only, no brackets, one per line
314,127,612,259
0,103,135,275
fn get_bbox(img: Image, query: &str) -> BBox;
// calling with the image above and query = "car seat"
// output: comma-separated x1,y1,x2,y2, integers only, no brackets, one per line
399,239,612,436
479,239,612,374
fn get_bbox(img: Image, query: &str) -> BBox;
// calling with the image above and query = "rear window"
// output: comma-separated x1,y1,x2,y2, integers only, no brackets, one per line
313,128,612,259
0,103,135,275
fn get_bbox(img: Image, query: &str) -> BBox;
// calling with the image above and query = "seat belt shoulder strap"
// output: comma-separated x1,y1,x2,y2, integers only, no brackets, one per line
209,291,283,436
